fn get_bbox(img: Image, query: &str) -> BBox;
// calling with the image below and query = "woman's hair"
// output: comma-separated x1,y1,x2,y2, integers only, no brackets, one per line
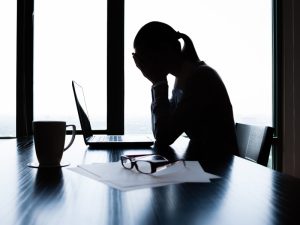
134,21,200,62
177,32,200,62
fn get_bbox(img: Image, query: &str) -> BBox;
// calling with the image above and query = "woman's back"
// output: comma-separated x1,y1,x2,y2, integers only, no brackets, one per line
176,61,238,156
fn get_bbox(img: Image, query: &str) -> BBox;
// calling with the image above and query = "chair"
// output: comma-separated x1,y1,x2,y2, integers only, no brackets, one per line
235,123,274,166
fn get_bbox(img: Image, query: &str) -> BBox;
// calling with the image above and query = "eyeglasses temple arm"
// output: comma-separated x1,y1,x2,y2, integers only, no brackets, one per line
154,160,186,171
123,154,154,158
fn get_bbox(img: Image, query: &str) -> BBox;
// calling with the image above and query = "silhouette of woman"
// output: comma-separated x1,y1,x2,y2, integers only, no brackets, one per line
133,21,239,157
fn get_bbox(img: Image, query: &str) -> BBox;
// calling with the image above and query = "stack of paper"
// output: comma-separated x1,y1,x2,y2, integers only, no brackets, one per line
68,161,220,191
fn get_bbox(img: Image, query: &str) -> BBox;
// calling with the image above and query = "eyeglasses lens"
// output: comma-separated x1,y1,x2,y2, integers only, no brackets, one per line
136,161,152,174
121,158,132,169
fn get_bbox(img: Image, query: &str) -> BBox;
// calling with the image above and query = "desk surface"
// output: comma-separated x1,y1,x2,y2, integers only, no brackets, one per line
0,136,300,225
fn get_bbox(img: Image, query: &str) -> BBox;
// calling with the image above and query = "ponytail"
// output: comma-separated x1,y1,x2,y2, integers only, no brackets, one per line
177,32,200,62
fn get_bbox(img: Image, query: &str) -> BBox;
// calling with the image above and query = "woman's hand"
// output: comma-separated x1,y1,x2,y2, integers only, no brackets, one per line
132,53,168,84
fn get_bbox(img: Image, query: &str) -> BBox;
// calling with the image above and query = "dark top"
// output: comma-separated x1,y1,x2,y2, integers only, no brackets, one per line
151,61,239,156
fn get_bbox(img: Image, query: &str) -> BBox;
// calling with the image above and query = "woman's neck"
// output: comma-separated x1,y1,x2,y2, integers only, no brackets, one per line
173,60,199,90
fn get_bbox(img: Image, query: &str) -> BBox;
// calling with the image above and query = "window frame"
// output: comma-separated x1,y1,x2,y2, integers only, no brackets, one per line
272,0,283,171
16,0,34,137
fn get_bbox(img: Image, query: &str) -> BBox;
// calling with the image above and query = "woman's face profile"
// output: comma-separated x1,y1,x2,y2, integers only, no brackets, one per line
134,47,165,68
133,46,170,82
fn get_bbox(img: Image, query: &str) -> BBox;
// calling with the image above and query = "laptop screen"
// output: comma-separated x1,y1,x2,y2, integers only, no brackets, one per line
72,81,93,139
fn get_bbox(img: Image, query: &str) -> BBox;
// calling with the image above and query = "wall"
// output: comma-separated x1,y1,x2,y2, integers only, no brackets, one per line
282,0,300,178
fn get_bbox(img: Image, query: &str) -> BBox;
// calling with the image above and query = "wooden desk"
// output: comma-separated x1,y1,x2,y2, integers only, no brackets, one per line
0,136,300,225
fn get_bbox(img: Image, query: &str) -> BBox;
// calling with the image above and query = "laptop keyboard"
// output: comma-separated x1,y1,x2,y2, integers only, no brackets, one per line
108,135,122,142
91,135,122,142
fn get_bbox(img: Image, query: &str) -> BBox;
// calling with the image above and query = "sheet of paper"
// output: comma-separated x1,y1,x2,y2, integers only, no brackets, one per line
69,167,177,191
68,161,220,191
78,161,210,183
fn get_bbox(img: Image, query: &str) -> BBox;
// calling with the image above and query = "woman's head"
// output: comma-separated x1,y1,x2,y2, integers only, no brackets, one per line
133,21,181,73
133,21,200,69
134,21,180,55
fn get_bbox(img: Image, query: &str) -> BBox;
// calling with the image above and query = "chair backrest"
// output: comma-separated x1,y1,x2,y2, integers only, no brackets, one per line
235,123,274,166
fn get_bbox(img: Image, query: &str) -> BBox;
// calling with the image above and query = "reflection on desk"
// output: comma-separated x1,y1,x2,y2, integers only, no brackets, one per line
0,135,300,225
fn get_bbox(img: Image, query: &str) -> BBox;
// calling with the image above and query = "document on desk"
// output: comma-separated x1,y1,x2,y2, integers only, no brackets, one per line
69,161,220,191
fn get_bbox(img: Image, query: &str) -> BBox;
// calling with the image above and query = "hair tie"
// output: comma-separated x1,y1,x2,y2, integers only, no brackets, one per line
176,31,182,39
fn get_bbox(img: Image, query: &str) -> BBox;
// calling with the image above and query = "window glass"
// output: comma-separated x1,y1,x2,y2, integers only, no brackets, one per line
34,0,107,130
0,1,16,137
125,0,272,134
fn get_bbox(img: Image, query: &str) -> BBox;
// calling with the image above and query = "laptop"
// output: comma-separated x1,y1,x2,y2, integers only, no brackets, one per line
72,80,154,148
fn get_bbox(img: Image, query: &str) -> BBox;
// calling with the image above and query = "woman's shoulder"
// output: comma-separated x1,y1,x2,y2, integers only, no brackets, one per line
189,61,222,85
185,61,230,101
197,61,220,77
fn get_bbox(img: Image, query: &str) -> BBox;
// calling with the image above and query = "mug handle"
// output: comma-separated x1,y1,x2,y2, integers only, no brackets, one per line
64,125,76,151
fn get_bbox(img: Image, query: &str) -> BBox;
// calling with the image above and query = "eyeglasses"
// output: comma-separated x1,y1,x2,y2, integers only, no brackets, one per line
120,154,185,174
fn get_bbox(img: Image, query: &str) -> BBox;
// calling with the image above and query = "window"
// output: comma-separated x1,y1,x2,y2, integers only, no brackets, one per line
34,0,107,131
124,0,273,134
0,0,16,137
1,0,274,146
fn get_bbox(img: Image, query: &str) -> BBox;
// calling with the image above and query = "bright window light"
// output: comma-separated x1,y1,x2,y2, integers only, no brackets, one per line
34,0,107,130
0,0,16,137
